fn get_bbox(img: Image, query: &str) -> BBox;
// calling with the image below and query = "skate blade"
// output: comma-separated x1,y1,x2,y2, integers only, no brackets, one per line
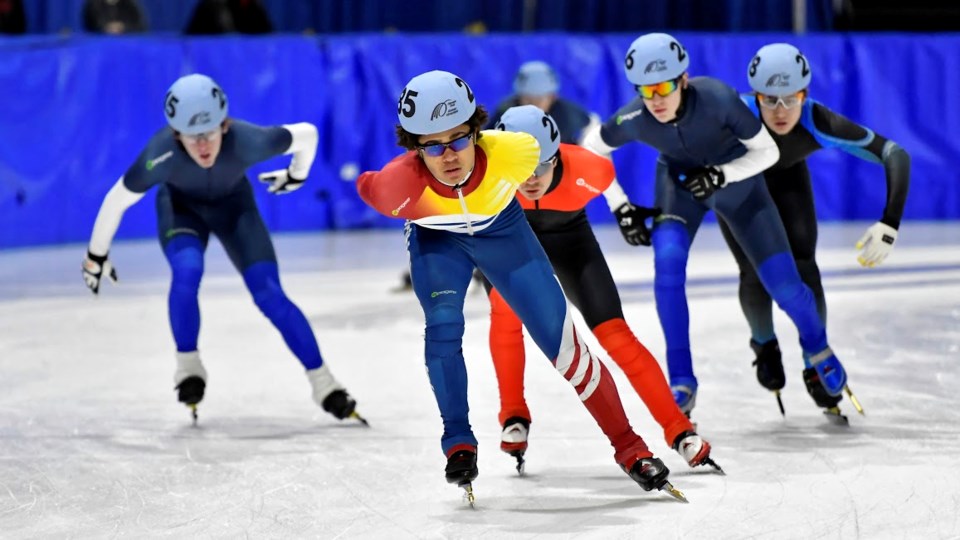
188,404,198,427
514,454,526,476
774,390,785,417
844,386,865,415
823,407,849,426
350,411,370,427
461,483,476,508
659,481,689,503
701,457,726,476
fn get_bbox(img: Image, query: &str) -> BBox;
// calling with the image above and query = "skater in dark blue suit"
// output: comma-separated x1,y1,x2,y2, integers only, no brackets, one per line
581,33,858,420
82,74,362,423
720,43,908,416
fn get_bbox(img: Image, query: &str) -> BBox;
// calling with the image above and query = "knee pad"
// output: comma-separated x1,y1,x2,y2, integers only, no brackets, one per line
653,223,689,288
425,304,465,360
166,237,204,294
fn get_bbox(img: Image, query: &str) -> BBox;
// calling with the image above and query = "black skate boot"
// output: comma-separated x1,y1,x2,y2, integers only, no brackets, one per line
445,445,479,506
321,390,358,420
500,416,530,475
308,365,368,425
176,376,206,406
174,351,207,425
624,456,687,502
751,339,786,415
802,367,847,425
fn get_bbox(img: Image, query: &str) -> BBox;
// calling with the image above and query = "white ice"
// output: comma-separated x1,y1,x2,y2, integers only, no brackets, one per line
1,222,959,539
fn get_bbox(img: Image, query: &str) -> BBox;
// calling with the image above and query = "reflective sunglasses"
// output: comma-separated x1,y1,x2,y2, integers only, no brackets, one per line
533,156,557,177
636,77,681,99
757,91,805,110
418,132,474,157
181,128,221,144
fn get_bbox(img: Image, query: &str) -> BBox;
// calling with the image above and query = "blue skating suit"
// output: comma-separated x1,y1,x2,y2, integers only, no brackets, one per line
122,121,327,370
598,77,846,405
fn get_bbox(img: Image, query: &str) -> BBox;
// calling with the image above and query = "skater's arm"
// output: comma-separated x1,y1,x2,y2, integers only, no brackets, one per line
281,122,319,180
811,103,910,228
87,178,145,256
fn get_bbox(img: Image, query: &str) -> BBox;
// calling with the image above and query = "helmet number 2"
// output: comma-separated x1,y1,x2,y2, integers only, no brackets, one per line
669,41,686,62
795,54,810,77
211,87,226,109
398,88,419,118
541,115,559,142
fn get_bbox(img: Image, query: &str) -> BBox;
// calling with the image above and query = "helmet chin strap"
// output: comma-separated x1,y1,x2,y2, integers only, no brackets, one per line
433,166,475,190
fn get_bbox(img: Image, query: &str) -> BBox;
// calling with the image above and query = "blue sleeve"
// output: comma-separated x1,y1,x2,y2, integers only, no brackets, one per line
600,97,646,149
232,121,293,166
808,101,910,227
121,130,174,193
721,83,763,140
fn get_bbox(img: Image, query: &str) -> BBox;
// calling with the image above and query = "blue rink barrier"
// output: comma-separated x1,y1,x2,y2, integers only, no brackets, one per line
0,33,957,249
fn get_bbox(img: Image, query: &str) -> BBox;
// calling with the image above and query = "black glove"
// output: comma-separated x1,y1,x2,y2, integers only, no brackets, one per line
682,166,725,200
614,203,661,247
82,250,118,295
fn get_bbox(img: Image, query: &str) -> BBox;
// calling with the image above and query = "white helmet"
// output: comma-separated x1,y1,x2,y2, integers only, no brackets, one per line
164,74,228,135
747,43,812,95
624,33,689,86
397,70,477,135
496,105,560,163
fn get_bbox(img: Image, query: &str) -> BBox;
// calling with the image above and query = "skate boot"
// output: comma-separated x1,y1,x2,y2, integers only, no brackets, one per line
445,444,478,506
670,378,697,417
500,416,530,475
805,347,847,396
623,456,687,503
672,431,724,474
751,339,786,415
307,365,367,425
803,367,847,425
174,351,207,424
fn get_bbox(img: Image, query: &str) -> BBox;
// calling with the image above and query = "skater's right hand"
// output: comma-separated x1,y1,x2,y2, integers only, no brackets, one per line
614,203,661,247
82,250,117,295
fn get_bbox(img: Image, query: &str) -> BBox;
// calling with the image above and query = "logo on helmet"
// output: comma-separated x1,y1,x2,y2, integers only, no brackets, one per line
430,100,459,121
765,73,791,88
188,112,212,127
644,60,667,74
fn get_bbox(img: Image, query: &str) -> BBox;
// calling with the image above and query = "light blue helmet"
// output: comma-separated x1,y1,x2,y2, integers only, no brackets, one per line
624,33,689,86
496,105,560,163
747,43,812,95
164,74,228,135
397,70,477,135
513,61,559,97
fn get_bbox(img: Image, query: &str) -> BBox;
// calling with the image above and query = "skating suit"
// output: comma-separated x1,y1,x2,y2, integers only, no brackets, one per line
598,77,829,389
718,97,910,342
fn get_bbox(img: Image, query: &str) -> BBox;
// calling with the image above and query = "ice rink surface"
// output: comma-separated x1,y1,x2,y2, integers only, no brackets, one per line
1,222,958,539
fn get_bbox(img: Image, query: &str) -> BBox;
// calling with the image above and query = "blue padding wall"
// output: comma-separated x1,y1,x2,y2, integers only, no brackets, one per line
0,33,957,249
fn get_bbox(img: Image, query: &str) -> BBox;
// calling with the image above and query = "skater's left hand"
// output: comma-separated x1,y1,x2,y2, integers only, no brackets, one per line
258,169,305,194
681,166,725,200
856,221,897,267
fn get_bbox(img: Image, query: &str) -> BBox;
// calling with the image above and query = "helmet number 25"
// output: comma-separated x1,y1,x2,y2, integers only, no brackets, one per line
398,88,419,118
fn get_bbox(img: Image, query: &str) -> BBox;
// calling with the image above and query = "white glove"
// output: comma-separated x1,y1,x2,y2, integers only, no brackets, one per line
82,250,118,294
258,169,305,194
855,221,898,267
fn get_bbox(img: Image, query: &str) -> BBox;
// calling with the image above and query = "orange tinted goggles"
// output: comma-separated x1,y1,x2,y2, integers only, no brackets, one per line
636,77,680,99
